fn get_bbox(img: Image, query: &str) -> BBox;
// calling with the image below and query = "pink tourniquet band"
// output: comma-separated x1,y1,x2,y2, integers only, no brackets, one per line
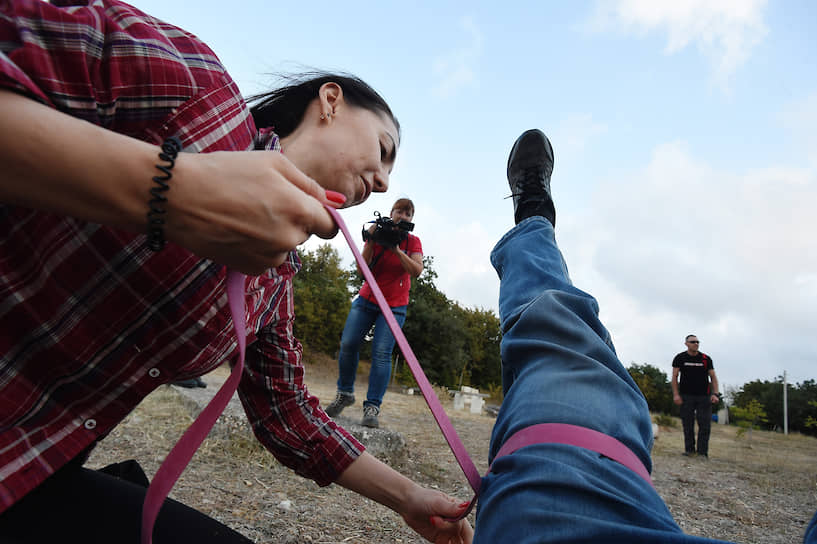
491,423,653,485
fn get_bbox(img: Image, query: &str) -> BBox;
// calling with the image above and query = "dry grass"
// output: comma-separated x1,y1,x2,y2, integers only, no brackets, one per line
86,352,817,543
651,416,817,543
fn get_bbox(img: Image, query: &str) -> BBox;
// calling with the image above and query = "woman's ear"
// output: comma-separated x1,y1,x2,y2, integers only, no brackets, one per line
318,82,344,119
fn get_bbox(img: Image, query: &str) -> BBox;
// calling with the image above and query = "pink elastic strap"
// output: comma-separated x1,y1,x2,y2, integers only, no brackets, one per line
141,270,247,544
491,423,653,485
325,207,483,493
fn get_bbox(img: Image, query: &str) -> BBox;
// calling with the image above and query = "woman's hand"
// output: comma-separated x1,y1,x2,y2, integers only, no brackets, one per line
0,89,344,276
167,150,343,274
398,486,474,544
388,245,424,278
336,452,473,543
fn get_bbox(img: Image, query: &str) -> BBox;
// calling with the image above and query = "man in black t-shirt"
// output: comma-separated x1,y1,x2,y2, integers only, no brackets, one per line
671,334,721,457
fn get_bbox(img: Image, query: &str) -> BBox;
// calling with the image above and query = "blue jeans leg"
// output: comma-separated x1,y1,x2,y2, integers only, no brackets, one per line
365,305,406,409
337,297,406,409
474,217,729,543
806,513,817,543
337,297,379,393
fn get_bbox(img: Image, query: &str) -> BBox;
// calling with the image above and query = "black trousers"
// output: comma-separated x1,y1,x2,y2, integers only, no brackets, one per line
0,459,252,544
680,394,712,455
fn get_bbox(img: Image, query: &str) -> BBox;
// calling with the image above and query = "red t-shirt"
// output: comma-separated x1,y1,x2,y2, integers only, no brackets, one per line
359,233,423,307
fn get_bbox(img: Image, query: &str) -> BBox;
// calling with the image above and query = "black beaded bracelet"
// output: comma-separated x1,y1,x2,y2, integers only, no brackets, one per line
146,136,183,251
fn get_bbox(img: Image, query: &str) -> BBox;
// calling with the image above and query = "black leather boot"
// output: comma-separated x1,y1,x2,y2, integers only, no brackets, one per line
507,129,556,226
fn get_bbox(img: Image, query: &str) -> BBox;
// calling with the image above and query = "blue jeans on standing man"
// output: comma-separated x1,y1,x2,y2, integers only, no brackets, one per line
474,217,737,543
337,296,407,408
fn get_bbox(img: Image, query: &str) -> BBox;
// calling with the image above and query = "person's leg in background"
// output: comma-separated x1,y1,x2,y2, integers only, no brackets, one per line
680,395,697,454
696,396,713,457
326,297,378,417
473,129,729,543
361,305,407,428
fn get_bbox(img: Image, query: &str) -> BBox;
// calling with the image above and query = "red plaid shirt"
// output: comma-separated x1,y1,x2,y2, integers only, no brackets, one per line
0,0,362,513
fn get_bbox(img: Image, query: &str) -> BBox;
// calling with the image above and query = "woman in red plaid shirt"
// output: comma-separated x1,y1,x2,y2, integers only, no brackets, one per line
0,1,472,542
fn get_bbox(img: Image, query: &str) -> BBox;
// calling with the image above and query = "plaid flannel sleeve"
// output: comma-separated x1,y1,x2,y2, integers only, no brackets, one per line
0,0,225,134
236,277,364,486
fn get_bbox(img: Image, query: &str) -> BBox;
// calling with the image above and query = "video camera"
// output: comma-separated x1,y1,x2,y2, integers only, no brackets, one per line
362,211,414,247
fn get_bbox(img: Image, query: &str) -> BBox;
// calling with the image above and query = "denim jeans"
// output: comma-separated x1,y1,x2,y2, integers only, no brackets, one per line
336,296,406,408
473,217,735,543
680,395,713,455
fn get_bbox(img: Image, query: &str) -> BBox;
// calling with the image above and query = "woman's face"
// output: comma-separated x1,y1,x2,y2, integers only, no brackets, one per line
281,93,399,208
390,206,413,224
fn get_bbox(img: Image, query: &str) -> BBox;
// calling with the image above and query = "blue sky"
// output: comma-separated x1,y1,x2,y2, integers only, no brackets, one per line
130,1,816,391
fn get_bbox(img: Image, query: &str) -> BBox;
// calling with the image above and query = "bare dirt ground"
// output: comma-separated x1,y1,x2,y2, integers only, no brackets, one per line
87,353,817,543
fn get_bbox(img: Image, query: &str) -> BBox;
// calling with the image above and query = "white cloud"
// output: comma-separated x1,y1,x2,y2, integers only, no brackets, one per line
429,220,499,311
587,0,768,90
431,16,483,99
561,140,817,385
779,91,817,167
551,113,609,159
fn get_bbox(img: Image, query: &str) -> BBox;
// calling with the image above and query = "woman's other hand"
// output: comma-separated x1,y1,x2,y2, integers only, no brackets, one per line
336,452,473,544
399,486,474,544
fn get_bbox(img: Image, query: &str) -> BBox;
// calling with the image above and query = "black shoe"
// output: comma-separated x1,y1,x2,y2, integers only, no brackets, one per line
682,451,696,457
507,129,556,226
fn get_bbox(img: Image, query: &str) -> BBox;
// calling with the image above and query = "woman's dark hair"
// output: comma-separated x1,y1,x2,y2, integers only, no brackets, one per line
248,72,400,140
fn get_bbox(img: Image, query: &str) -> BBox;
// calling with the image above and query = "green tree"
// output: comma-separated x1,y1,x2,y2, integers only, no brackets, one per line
736,379,783,431
731,398,768,442
460,307,502,393
627,363,674,414
292,245,353,355
732,378,817,435
805,401,817,430
376,257,502,394
787,380,817,437
400,256,467,388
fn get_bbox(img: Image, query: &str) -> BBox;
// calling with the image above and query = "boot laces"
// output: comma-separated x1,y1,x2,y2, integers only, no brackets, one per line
330,391,352,407
508,167,547,200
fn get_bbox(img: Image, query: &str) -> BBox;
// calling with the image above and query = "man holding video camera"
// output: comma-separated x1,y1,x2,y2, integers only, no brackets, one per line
326,198,423,428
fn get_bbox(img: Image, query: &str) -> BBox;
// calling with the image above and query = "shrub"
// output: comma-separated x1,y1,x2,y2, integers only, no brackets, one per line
653,414,676,428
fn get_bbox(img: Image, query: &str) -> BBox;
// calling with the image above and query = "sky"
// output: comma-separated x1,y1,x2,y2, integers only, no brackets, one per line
130,0,817,392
